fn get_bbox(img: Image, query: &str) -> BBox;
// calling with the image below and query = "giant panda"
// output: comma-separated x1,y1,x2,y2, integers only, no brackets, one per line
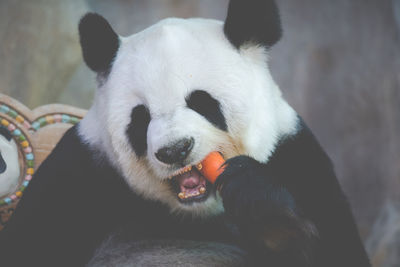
0,0,371,266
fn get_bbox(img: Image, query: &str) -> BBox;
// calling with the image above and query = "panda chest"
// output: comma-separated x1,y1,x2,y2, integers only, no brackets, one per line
119,211,235,242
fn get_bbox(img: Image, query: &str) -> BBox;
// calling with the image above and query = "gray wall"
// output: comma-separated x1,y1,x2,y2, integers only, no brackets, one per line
0,0,398,265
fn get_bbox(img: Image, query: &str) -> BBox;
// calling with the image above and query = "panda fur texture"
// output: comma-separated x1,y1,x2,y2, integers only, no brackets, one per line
0,0,370,266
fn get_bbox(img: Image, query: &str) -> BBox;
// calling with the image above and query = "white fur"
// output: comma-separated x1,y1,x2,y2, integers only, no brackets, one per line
79,18,298,217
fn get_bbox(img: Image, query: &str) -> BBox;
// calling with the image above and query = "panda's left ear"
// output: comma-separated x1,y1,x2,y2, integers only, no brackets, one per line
224,0,282,49
79,13,120,74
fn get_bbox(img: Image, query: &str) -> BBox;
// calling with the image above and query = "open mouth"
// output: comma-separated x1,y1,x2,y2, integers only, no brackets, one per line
168,163,212,204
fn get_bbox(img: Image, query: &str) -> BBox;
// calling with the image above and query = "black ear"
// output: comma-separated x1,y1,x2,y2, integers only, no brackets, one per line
224,0,282,49
79,13,120,74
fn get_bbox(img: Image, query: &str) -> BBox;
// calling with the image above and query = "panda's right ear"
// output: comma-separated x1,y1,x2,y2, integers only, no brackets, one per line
224,0,282,49
79,13,120,74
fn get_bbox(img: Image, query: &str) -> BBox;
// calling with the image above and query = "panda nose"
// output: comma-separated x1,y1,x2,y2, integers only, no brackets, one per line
155,137,194,165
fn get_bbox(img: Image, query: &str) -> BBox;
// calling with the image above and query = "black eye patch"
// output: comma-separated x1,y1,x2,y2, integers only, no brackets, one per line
126,105,151,157
186,90,227,131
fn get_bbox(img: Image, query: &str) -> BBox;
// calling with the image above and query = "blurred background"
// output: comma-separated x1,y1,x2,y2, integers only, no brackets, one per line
0,0,399,265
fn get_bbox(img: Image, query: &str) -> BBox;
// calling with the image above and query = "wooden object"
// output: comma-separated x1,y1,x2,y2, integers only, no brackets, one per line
0,93,86,230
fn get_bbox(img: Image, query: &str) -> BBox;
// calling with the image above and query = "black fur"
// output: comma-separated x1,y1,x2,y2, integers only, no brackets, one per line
88,238,247,266
126,105,151,157
0,127,135,266
79,13,120,75
186,90,227,131
0,127,238,266
216,120,371,266
224,0,282,48
216,156,316,266
0,121,370,266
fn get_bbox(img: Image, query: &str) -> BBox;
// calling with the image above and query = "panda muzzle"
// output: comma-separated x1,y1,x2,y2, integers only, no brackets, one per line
170,164,209,202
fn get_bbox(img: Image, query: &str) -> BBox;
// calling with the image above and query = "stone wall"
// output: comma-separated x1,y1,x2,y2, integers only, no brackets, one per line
0,0,91,108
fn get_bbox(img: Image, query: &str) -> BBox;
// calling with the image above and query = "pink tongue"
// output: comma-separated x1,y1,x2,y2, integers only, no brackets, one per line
177,170,201,189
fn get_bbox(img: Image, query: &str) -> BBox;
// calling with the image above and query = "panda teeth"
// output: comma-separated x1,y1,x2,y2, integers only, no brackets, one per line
168,165,192,180
168,165,193,180
196,163,202,171
178,187,207,199
185,192,199,198
199,186,206,194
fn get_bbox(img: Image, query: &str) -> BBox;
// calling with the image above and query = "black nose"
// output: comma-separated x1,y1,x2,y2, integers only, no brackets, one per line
155,137,194,165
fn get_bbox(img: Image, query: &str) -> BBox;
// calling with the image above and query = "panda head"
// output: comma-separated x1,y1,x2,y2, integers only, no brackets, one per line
78,0,298,217
0,127,20,198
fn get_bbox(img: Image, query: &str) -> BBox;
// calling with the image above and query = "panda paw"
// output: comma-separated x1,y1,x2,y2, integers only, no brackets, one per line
216,155,295,222
216,156,317,255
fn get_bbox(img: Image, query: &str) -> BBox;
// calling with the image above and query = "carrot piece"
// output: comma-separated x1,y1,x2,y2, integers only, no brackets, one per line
199,151,225,184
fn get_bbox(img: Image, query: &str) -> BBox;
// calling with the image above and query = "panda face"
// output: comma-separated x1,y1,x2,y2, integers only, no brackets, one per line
0,128,20,198
79,17,298,217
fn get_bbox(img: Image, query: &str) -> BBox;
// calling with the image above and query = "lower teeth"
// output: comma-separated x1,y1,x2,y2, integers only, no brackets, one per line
178,186,207,199
199,186,206,194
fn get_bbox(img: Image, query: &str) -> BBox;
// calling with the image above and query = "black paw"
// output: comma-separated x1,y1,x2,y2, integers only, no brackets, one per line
216,156,295,223
216,156,317,255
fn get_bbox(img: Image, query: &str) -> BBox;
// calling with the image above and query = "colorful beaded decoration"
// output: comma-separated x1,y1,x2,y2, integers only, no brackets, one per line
0,103,81,207
31,113,80,131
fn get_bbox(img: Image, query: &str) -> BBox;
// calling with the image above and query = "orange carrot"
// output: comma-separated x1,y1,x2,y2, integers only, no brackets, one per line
198,151,225,184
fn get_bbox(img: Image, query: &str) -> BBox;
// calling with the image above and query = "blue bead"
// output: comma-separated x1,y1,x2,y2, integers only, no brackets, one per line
13,129,21,136
4,197,12,204
32,122,40,130
22,181,29,187
62,114,70,123
26,153,34,160
0,105,9,113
